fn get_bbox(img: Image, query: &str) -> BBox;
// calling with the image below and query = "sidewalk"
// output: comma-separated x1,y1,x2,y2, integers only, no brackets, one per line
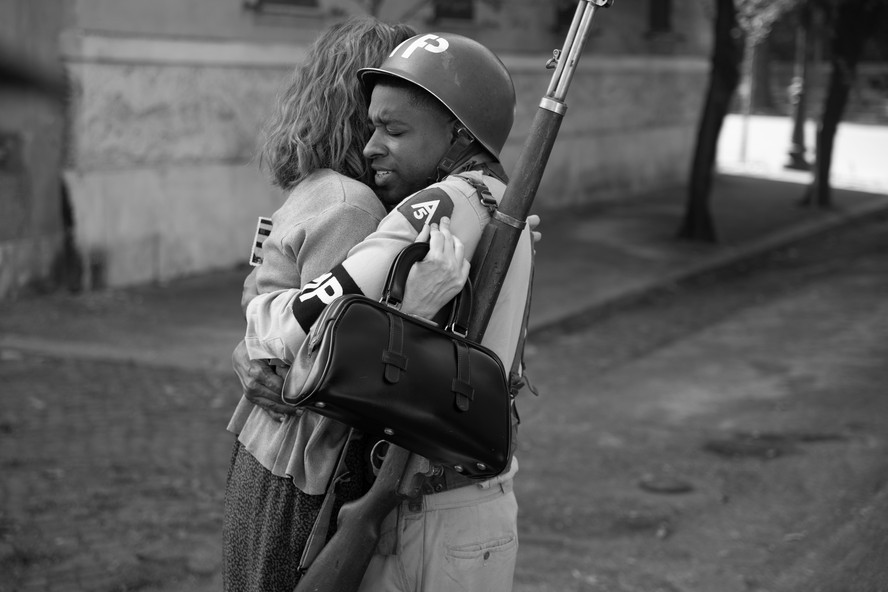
529,171,888,332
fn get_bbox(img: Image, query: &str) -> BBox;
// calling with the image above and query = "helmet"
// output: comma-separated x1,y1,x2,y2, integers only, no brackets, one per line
358,33,516,159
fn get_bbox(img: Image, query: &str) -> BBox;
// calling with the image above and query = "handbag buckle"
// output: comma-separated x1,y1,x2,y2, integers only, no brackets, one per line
446,322,468,338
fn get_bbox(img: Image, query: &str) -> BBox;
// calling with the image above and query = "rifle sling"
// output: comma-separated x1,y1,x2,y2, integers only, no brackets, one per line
297,428,355,573
458,171,535,398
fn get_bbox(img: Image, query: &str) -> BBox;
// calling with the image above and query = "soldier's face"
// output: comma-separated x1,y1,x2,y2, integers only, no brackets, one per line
363,83,454,208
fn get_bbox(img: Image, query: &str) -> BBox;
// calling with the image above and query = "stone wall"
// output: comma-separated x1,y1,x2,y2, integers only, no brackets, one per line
0,1,714,297
61,35,300,288
502,56,707,209
68,0,712,57
60,33,707,288
0,0,69,299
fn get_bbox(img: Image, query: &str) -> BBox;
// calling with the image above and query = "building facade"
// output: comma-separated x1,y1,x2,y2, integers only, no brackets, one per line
1,0,712,297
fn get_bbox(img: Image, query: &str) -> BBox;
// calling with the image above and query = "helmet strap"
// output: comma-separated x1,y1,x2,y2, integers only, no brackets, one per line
435,125,479,182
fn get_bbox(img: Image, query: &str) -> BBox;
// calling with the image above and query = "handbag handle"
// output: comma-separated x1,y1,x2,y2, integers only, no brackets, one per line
382,242,473,337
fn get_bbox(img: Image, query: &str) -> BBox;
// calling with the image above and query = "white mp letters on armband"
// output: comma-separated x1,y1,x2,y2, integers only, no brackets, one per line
292,264,361,333
298,273,343,305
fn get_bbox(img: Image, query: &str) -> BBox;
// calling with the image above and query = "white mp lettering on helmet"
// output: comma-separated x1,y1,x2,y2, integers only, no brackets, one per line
392,33,449,59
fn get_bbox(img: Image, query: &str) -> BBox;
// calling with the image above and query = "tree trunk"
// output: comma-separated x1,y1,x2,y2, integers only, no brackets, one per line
785,3,812,170
753,36,776,112
805,0,883,208
679,0,744,242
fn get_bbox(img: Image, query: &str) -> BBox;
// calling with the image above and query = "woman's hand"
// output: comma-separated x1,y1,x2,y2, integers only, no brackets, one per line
232,339,301,420
401,217,470,320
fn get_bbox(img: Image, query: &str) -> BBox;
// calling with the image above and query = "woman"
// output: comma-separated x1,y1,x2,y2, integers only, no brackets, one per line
223,18,468,591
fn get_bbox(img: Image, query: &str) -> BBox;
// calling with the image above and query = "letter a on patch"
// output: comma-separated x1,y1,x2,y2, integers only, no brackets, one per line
396,188,454,232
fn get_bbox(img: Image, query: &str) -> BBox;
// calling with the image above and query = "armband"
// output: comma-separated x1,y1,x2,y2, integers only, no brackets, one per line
292,264,361,333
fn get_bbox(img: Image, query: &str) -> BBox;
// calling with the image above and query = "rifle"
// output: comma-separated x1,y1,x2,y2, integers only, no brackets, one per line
294,2,615,590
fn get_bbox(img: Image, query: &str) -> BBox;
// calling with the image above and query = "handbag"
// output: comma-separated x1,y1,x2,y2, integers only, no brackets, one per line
280,242,513,480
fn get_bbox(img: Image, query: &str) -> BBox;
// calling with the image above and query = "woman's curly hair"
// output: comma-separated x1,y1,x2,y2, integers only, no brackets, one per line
261,18,415,191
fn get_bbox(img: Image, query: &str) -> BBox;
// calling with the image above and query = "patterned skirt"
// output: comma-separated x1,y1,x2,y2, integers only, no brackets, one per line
222,437,372,592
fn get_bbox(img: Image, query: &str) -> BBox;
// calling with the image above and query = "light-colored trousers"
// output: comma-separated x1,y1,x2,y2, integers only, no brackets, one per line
358,479,519,592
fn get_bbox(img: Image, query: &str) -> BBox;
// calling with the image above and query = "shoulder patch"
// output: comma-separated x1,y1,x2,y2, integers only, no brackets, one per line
396,188,454,232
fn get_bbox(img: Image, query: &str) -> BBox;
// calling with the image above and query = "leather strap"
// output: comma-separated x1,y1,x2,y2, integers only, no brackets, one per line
382,243,472,328
298,429,355,573
452,160,509,184
383,313,407,383
436,126,478,180
451,340,474,412
509,246,538,398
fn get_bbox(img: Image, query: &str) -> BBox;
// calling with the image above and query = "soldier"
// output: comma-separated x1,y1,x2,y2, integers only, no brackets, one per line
243,33,534,591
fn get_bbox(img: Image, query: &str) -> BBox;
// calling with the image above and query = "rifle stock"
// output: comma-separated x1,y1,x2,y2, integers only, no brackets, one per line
294,3,614,590
294,445,419,592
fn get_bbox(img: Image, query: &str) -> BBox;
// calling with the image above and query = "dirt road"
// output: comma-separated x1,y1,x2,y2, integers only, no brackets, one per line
2,213,887,591
515,213,888,591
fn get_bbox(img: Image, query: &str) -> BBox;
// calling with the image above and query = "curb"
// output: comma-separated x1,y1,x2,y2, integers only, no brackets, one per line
528,196,888,339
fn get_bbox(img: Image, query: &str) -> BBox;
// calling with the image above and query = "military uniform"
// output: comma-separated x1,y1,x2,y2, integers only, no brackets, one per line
244,168,532,592
245,30,528,592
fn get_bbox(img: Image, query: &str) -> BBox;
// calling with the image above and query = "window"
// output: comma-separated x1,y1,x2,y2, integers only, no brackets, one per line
433,0,474,21
648,0,672,34
244,0,318,12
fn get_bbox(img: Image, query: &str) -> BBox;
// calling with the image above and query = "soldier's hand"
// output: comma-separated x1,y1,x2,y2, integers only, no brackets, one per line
528,214,542,245
232,339,301,421
402,216,470,319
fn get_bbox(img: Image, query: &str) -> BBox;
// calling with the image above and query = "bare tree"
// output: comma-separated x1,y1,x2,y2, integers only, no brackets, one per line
678,0,743,242
679,0,801,242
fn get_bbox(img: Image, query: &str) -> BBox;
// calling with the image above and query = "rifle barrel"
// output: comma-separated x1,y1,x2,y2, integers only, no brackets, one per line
468,0,613,340
552,1,610,101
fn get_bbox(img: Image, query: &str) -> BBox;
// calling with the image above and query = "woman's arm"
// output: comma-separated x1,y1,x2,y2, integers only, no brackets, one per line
243,217,467,363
